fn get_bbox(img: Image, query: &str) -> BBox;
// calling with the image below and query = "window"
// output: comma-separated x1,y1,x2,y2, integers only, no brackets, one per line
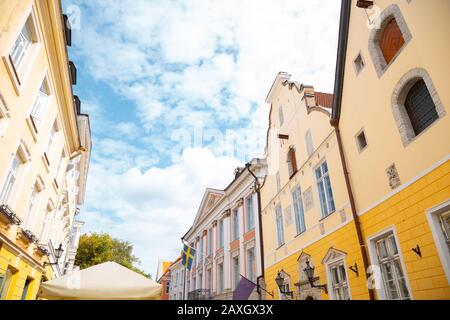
232,209,239,241
374,233,410,300
199,236,204,261
232,256,239,290
392,68,445,146
217,263,224,294
305,129,313,157
246,247,256,282
380,18,404,65
276,171,281,193
218,219,224,248
315,161,335,218
46,121,59,162
23,184,40,230
206,269,212,290
426,200,450,284
278,106,284,126
0,268,15,300
404,79,439,136
353,53,365,75
198,271,203,289
368,4,412,77
245,195,254,232
38,206,54,244
192,275,196,290
292,186,306,235
208,229,212,256
287,146,297,178
165,281,170,294
329,261,350,300
356,129,368,152
30,80,51,131
275,205,284,247
0,154,22,205
10,14,37,69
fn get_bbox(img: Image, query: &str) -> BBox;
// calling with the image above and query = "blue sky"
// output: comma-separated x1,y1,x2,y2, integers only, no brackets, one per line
63,0,341,277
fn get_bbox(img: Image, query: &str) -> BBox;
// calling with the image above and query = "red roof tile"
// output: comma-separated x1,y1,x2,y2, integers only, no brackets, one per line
315,92,334,109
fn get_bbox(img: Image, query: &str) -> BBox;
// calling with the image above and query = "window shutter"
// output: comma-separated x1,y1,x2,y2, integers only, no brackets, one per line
380,18,405,64
405,80,438,135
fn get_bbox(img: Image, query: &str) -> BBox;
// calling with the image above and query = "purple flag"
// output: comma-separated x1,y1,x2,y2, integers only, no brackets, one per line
233,276,256,300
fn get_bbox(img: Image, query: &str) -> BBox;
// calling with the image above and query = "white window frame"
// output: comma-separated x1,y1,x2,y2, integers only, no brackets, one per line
217,262,224,294
2,5,42,94
323,250,351,300
208,228,213,256
246,246,256,283
367,226,413,300
275,204,285,247
426,199,450,284
245,195,254,232
315,160,336,218
278,106,284,127
218,219,224,248
305,129,313,157
29,77,52,134
232,255,240,290
232,209,239,241
292,185,306,235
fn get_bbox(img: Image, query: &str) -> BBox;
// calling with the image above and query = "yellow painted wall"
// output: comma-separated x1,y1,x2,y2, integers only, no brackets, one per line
0,0,80,300
359,161,450,300
265,221,369,300
0,244,48,300
339,0,450,213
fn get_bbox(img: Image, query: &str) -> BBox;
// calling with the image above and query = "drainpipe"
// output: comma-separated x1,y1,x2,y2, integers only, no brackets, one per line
331,122,375,300
245,162,266,300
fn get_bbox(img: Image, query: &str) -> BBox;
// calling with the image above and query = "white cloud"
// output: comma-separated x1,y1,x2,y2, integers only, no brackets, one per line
81,147,241,276
64,0,341,274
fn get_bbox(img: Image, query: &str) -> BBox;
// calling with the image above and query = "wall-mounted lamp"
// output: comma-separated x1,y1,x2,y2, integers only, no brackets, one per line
304,260,328,294
275,271,294,299
44,244,64,266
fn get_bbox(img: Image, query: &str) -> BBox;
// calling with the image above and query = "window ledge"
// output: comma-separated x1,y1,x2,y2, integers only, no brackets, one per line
25,117,38,142
318,210,336,222
294,230,306,238
276,243,285,250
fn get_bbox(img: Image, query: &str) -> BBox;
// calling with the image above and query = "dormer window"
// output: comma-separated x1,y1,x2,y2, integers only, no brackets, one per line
287,146,297,178
278,106,284,127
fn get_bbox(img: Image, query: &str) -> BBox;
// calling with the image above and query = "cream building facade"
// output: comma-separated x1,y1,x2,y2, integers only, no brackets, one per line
0,0,91,300
183,159,266,300
168,256,184,300
260,72,370,300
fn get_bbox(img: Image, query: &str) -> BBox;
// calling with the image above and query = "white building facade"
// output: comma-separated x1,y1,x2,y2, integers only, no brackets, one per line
168,257,184,300
182,158,267,300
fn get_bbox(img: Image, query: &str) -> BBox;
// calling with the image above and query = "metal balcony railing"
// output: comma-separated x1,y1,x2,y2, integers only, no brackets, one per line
187,289,211,300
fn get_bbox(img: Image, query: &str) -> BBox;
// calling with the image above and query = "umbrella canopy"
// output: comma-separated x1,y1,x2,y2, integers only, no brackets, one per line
39,261,162,300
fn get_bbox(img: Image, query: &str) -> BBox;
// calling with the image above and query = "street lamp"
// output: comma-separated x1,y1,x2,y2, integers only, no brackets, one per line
275,271,293,299
44,244,64,266
303,260,328,293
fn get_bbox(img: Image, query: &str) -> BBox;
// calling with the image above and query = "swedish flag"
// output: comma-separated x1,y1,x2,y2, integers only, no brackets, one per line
181,244,195,270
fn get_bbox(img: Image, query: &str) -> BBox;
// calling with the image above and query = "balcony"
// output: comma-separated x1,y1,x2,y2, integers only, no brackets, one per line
187,289,211,300
0,204,22,227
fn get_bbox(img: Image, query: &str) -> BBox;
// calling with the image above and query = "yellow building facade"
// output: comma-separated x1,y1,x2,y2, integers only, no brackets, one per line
0,0,90,300
332,0,450,300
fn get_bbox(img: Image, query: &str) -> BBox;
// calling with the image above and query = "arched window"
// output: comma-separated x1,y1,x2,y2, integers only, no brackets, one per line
379,18,405,64
404,79,439,135
392,68,445,146
287,146,297,178
368,4,412,77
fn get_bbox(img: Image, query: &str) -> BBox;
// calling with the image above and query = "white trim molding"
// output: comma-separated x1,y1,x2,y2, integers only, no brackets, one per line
426,199,450,285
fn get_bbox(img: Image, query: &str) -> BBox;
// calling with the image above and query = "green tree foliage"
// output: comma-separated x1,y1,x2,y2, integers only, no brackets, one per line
75,233,151,278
